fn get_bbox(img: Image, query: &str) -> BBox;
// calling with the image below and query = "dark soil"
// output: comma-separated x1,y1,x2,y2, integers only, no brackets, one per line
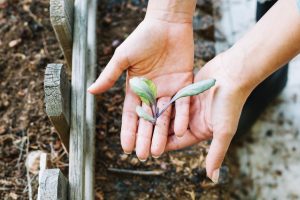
0,0,232,199
0,0,68,199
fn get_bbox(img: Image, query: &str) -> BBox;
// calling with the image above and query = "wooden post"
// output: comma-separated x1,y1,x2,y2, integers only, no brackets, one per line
38,153,50,200
44,64,70,151
50,0,74,72
85,0,97,199
69,0,89,199
38,169,68,200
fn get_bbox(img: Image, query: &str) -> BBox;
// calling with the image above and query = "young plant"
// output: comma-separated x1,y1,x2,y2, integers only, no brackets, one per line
129,77,216,124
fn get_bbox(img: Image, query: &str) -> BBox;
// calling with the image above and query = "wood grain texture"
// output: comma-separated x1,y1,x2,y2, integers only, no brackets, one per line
68,0,89,199
84,0,97,199
50,0,74,72
38,169,68,200
44,64,70,151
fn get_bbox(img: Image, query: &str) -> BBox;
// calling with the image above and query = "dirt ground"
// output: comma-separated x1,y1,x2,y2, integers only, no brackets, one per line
0,0,234,199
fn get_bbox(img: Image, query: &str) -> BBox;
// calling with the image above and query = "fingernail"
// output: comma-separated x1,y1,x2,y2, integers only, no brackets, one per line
211,168,220,183
175,135,183,138
87,83,95,91
138,158,147,162
152,155,160,159
124,151,132,155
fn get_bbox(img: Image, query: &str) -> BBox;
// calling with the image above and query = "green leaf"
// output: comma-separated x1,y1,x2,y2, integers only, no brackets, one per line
144,79,157,98
129,77,157,105
170,79,216,103
136,106,156,123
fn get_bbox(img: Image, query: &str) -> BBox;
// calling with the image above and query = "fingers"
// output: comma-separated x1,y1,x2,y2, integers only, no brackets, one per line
205,131,233,183
165,130,202,151
120,88,140,154
151,97,172,158
135,103,153,161
88,48,129,94
174,97,190,137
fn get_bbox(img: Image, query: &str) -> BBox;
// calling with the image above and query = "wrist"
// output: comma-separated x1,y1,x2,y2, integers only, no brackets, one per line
225,39,278,93
218,48,259,96
145,0,196,23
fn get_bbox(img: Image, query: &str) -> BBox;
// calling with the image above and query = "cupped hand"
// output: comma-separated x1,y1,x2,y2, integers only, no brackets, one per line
166,53,253,182
88,17,194,160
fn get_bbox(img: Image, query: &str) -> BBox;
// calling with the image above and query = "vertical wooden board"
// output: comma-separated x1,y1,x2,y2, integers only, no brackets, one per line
38,169,68,200
85,0,97,199
44,64,70,150
50,0,74,72
69,0,89,199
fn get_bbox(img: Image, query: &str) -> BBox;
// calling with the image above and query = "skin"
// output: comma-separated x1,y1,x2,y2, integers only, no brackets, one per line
88,0,197,160
166,0,300,182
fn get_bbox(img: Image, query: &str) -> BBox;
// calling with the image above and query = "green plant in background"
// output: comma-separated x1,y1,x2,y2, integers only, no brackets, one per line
130,77,216,124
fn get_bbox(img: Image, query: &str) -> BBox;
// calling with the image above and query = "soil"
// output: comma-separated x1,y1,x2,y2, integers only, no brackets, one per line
0,0,232,199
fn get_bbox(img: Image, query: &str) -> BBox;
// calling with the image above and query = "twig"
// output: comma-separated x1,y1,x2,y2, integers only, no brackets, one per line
52,148,67,163
17,131,26,171
0,187,10,191
25,137,33,200
42,33,49,56
107,168,164,176
23,174,38,193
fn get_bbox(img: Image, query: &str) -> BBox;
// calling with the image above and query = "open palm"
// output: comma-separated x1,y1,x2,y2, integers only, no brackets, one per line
89,18,194,160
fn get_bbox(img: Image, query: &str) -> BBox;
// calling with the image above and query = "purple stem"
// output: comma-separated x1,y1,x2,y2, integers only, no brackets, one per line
156,101,173,118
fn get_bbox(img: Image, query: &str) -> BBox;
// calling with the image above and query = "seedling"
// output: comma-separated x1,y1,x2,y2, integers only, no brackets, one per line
130,77,216,124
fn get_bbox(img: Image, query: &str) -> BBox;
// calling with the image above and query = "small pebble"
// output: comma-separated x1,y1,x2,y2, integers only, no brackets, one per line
119,154,128,161
9,39,22,48
130,157,139,166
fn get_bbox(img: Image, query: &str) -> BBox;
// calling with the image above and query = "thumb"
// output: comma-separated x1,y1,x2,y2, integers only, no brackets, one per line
88,48,129,94
205,131,233,183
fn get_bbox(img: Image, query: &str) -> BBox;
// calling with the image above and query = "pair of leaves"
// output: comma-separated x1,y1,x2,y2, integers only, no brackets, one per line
130,77,216,123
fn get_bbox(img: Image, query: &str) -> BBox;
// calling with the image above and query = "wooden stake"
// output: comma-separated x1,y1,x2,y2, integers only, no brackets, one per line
69,0,89,199
84,0,97,199
44,64,70,151
50,0,74,73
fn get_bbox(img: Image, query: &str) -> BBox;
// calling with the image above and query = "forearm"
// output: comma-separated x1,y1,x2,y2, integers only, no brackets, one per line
145,0,196,23
226,0,300,91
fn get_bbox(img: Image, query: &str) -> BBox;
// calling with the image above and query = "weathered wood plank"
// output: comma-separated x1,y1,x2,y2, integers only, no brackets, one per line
38,153,50,200
50,0,74,72
69,0,89,199
44,64,70,151
38,169,68,200
84,0,97,199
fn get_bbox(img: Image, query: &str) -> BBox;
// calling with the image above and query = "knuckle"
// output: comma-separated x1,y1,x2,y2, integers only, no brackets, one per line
121,129,135,139
161,108,171,117
157,115,170,124
155,128,169,137
159,99,171,106
137,131,152,139
176,99,190,107
122,110,136,120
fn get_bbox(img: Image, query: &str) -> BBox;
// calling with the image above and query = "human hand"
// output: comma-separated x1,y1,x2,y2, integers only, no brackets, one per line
166,52,254,182
165,0,300,182
88,0,196,161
